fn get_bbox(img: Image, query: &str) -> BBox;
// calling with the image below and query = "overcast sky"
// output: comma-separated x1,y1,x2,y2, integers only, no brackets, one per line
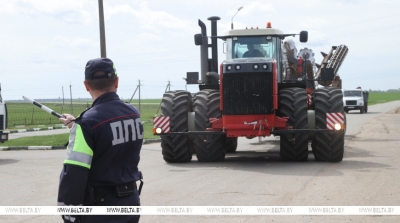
0,0,399,101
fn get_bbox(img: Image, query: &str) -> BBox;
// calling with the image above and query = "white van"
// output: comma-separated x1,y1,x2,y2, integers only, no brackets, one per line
343,89,369,114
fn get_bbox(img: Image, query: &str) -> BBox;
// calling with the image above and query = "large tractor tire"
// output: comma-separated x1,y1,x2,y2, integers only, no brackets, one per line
312,88,344,162
278,88,309,161
343,112,347,135
160,90,193,163
225,137,238,153
193,89,226,162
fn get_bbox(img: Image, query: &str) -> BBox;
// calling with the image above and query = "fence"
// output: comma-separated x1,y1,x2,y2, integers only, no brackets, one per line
5,80,177,128
7,102,90,127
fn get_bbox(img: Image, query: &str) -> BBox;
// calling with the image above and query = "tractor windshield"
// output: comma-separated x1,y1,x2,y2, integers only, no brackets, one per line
226,36,279,60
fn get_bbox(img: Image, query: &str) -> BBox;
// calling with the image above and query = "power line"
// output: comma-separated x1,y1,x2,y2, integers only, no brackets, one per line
2,56,200,74
0,47,198,65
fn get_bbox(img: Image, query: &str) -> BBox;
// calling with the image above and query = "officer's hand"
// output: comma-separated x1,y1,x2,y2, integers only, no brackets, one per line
59,114,76,129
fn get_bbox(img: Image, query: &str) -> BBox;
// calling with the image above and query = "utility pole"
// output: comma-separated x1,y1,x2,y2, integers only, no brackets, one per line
62,86,65,114
62,86,65,106
69,82,74,116
128,86,139,104
98,0,107,57
138,80,141,112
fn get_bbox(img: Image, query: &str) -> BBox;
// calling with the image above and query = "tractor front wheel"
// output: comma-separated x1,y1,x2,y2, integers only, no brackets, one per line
193,89,226,162
278,88,309,161
312,88,344,162
160,90,193,163
225,137,238,153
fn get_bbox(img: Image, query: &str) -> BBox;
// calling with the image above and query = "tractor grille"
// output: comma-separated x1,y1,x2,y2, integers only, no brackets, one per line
345,100,357,105
223,72,273,115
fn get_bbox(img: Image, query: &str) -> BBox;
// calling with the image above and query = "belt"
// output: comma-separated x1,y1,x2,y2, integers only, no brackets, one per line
84,181,142,205
93,182,137,196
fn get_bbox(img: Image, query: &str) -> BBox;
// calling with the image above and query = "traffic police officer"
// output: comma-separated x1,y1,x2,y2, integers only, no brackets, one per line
58,58,143,223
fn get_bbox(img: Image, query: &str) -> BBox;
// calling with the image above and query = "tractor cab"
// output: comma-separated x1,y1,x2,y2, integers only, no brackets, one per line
225,28,284,60
223,26,307,84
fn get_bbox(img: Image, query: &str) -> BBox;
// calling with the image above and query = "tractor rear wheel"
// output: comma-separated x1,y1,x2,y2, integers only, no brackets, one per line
278,88,309,161
160,90,193,163
225,137,238,153
312,88,344,162
193,89,226,162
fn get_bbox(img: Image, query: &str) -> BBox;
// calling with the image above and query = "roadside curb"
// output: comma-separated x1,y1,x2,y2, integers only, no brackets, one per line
143,138,161,144
5,126,67,134
0,139,161,151
0,146,66,151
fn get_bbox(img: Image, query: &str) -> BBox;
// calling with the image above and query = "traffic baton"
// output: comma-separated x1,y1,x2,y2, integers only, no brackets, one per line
22,96,66,118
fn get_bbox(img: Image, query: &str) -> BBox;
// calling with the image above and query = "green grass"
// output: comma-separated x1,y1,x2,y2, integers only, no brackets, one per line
2,122,159,147
368,92,400,105
130,102,162,140
6,100,162,127
4,100,161,146
1,128,159,147
2,134,70,147
6,124,64,131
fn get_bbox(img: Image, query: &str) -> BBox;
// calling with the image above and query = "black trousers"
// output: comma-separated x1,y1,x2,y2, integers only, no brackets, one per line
80,189,140,223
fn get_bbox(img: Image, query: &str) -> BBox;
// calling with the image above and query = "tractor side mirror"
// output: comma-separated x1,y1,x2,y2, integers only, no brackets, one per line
194,34,203,46
300,31,308,43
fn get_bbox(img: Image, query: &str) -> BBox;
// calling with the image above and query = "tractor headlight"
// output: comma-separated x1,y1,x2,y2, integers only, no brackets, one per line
253,64,259,70
227,65,232,71
262,64,268,70
155,127,163,134
334,123,342,131
235,65,241,70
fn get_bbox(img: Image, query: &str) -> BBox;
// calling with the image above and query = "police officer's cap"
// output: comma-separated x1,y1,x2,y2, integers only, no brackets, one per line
85,58,118,80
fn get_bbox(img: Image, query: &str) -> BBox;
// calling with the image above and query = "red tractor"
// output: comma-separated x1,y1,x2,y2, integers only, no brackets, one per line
153,16,348,163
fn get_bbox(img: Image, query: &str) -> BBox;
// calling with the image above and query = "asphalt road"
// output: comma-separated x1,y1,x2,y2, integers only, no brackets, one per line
1,101,400,223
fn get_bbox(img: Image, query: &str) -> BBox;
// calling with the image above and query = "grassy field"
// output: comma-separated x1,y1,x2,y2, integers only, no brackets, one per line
6,99,162,126
1,134,70,147
6,100,161,127
1,132,159,147
368,91,400,105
